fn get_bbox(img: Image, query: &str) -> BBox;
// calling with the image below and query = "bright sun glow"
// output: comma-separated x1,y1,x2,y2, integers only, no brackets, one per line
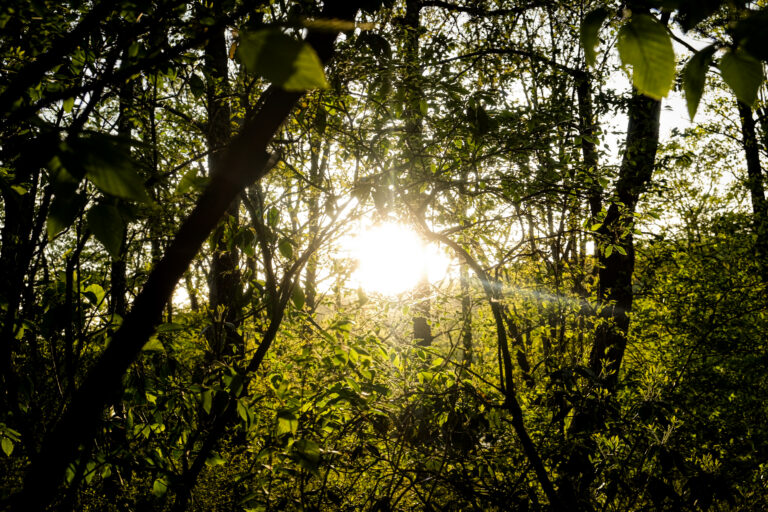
349,223,450,296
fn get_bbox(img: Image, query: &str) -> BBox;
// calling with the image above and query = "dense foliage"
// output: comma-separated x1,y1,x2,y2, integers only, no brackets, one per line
1,0,767,510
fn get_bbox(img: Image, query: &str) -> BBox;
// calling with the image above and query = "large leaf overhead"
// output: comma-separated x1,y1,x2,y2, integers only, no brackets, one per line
683,45,716,120
237,30,329,91
720,49,765,107
617,14,676,99
580,7,610,67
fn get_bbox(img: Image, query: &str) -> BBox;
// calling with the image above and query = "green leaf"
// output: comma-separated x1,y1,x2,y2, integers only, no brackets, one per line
292,285,305,310
63,97,74,113
581,7,610,67
87,164,151,203
1,438,13,456
276,409,298,436
142,337,164,352
47,191,87,239
237,30,329,91
151,477,168,497
87,204,125,258
205,452,226,466
175,166,206,195
617,14,675,99
719,50,764,107
267,207,280,227
83,283,105,306
278,238,293,259
202,390,213,415
189,73,205,98
292,439,320,471
683,45,715,120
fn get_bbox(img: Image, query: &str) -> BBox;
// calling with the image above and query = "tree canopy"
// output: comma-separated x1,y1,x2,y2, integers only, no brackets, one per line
1,0,768,510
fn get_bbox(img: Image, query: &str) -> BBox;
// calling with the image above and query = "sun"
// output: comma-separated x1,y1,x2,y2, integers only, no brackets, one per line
349,222,450,296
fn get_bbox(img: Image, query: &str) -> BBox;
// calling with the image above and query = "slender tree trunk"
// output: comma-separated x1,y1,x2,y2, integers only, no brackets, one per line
400,0,432,345
205,5,242,359
560,90,661,510
736,101,768,281
589,92,660,390
109,73,133,319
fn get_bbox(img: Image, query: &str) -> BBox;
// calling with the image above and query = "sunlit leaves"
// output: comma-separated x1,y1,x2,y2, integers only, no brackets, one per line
617,14,675,99
151,477,169,497
719,49,764,107
581,7,610,67
237,30,329,91
276,409,298,436
683,45,716,120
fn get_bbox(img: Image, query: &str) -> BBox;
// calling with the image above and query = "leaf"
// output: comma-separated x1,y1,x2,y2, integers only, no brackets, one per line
719,50,764,107
731,8,768,61
188,73,205,99
142,337,164,352
83,283,105,306
205,452,226,466
581,7,609,67
87,204,125,258
237,400,249,423
87,164,151,203
292,438,320,471
47,191,87,239
267,207,280,227
276,409,298,436
1,438,12,456
617,14,675,99
202,390,212,414
67,135,151,203
683,45,715,120
151,477,168,497
292,285,305,310
237,30,329,91
63,97,74,113
278,238,293,259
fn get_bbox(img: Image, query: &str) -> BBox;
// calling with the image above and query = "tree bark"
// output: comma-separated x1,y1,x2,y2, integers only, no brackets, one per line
736,101,768,281
205,3,242,359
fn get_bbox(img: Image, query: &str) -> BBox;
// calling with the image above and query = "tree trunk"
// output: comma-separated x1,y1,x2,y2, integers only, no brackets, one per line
736,101,768,281
205,7,242,359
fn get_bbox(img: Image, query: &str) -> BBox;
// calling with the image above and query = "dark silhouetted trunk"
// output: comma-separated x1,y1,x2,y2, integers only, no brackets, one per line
736,101,768,281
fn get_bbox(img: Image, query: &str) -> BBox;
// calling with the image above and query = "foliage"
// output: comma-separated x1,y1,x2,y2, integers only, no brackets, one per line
1,1,768,511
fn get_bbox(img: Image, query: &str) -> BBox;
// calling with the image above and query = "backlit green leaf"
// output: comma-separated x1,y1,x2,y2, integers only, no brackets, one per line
278,238,293,259
581,7,609,67
87,164,151,203
237,30,329,91
683,45,715,120
151,477,168,497
720,49,764,107
276,409,298,436
1,438,12,456
617,14,675,99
